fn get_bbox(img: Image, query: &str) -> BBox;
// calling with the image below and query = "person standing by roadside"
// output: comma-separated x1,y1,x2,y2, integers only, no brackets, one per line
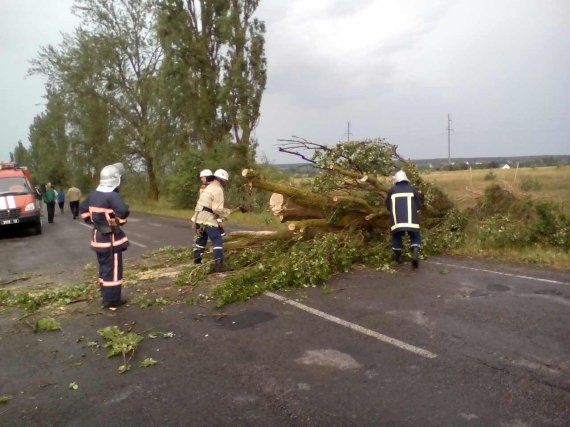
57,187,65,214
80,163,130,310
67,185,82,219
385,170,422,268
43,182,56,223
192,169,233,272
193,169,227,237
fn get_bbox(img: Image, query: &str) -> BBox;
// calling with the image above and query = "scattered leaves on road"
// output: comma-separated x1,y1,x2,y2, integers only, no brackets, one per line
35,317,61,332
139,358,158,367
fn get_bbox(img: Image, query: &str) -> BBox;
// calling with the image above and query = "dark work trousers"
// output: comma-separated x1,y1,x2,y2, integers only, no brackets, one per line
58,201,64,213
69,201,80,219
46,201,55,223
193,225,224,262
391,229,421,251
96,250,123,304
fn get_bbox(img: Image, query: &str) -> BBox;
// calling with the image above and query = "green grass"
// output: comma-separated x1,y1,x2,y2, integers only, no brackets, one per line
422,165,570,214
126,167,570,271
128,200,281,228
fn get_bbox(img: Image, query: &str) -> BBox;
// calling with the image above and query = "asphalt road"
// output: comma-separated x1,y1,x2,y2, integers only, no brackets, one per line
1,211,569,426
0,210,199,285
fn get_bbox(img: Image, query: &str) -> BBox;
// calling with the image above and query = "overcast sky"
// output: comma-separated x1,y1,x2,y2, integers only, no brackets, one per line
1,0,568,165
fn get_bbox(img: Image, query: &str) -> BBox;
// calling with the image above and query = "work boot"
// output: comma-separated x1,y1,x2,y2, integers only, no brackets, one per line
392,249,403,264
193,250,202,264
214,259,232,273
411,246,420,269
103,299,127,310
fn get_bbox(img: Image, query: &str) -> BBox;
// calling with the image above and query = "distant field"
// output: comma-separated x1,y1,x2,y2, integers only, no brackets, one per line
422,165,570,214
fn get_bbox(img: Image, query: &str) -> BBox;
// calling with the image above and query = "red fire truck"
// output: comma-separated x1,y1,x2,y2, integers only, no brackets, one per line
0,162,42,235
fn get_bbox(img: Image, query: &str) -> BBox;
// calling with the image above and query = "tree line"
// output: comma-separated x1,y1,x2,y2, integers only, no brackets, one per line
12,0,266,202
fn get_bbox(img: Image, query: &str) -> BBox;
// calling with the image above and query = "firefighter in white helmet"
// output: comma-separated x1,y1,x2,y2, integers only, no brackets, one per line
192,168,232,272
79,162,130,309
385,170,422,268
199,169,213,192
191,168,227,237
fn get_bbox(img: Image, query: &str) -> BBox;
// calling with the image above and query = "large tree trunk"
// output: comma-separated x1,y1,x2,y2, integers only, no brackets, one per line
269,193,326,222
242,167,451,238
147,157,160,201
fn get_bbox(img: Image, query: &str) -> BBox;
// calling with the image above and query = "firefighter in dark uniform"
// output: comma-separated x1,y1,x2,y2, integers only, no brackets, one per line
80,163,130,309
385,170,422,268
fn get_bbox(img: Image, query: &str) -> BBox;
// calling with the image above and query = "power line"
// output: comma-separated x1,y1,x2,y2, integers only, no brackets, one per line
345,121,352,142
447,114,452,163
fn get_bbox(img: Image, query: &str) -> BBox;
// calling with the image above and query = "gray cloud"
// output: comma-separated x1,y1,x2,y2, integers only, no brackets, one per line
1,0,569,165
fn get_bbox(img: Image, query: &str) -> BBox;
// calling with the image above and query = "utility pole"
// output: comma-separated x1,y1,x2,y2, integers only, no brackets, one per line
345,121,352,142
447,114,453,164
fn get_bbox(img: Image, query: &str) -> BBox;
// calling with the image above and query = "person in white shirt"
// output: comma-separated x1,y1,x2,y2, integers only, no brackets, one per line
192,169,232,272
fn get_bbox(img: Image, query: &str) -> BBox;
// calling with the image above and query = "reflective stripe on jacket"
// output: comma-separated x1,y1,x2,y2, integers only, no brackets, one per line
385,182,422,232
79,190,130,253
192,180,231,227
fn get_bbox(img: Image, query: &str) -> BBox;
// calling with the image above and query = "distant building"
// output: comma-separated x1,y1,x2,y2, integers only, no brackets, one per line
501,164,511,169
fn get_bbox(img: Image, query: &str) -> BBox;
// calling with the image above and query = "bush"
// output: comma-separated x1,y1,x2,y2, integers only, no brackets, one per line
165,149,204,208
519,177,542,192
474,200,569,250
484,171,496,181
423,208,468,254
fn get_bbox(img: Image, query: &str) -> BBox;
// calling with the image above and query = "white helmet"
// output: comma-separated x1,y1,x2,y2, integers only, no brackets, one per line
97,163,124,192
214,168,229,181
199,169,213,178
394,170,408,183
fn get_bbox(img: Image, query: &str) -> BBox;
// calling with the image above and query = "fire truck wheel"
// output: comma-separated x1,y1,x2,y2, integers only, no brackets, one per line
32,219,42,235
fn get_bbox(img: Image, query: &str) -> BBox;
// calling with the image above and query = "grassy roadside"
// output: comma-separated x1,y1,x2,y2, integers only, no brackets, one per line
128,165,570,271
422,166,570,270
128,200,282,228
422,165,570,214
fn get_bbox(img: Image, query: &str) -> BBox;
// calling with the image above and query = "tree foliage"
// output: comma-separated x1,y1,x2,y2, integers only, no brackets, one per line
24,0,266,200
158,0,266,158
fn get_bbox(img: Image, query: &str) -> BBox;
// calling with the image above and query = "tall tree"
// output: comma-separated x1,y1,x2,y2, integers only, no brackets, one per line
11,141,32,168
31,0,167,200
158,0,266,159
224,0,266,149
28,90,70,185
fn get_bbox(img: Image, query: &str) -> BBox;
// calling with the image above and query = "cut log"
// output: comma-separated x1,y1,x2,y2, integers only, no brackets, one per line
243,169,329,211
270,192,326,222
224,230,293,250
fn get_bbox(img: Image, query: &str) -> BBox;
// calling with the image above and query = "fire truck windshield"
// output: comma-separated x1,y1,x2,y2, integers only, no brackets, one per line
0,177,31,195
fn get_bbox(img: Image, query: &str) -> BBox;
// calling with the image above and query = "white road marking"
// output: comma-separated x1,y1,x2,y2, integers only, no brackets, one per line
130,241,148,248
78,222,148,248
265,292,438,359
428,261,569,286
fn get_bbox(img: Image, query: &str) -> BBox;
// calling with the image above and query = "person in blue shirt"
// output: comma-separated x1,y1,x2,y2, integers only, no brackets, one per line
57,187,65,214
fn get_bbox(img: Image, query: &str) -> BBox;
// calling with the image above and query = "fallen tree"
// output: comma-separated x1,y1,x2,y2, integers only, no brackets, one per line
204,137,466,306
235,137,454,237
